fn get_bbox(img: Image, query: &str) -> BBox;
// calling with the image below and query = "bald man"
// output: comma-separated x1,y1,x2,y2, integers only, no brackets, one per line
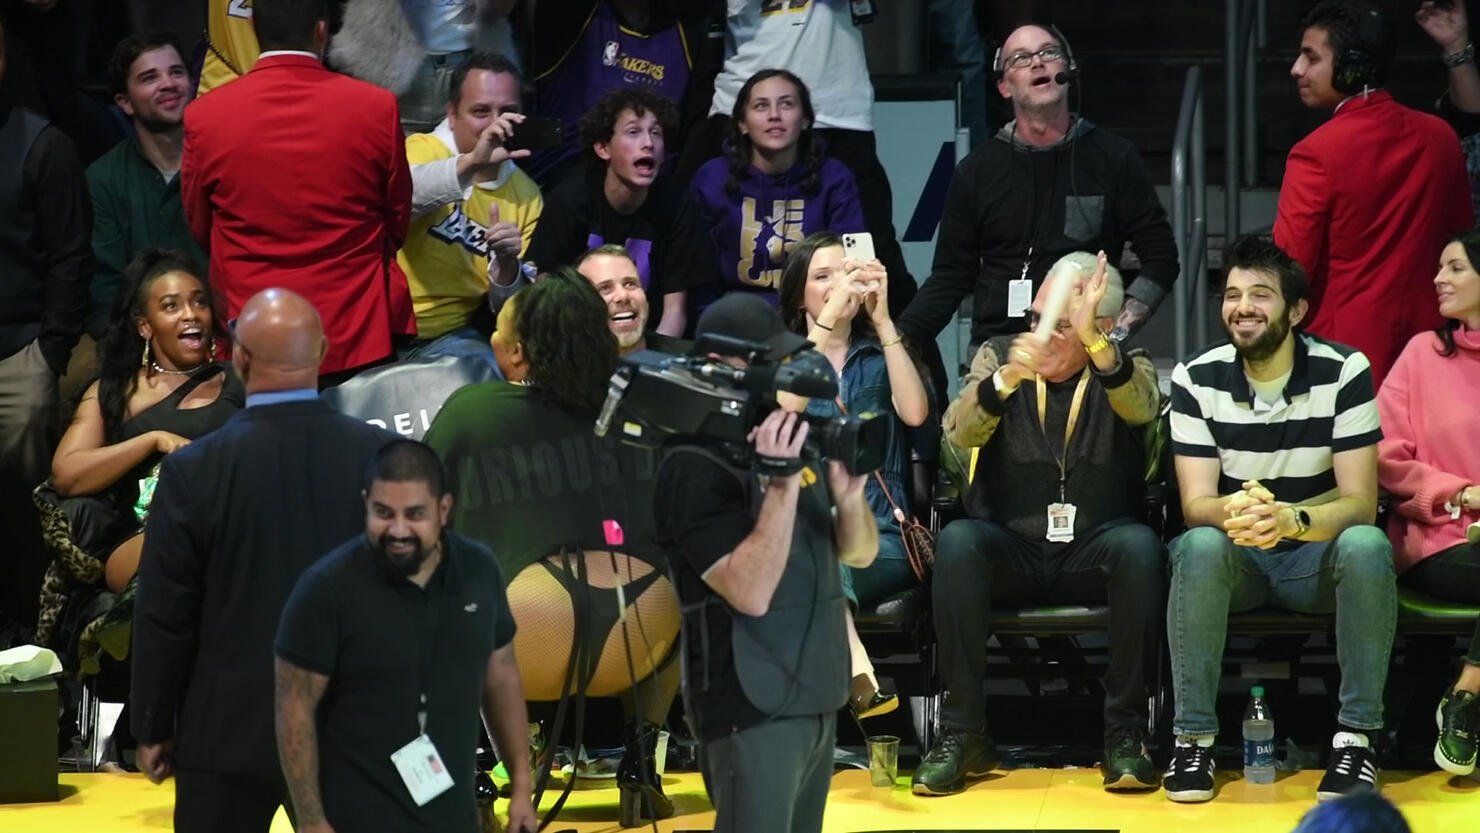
131,289,394,833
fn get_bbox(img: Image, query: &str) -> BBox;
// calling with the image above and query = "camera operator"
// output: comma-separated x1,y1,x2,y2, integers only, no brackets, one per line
652,294,878,833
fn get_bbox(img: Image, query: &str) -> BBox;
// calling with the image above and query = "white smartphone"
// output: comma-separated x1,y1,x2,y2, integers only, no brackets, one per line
841,231,876,264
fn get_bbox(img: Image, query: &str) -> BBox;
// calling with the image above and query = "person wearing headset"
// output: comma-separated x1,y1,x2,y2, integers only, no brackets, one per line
1275,0,1472,389
895,22,1178,360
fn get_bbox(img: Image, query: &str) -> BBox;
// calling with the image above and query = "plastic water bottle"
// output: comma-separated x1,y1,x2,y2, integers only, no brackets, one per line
1242,685,1276,784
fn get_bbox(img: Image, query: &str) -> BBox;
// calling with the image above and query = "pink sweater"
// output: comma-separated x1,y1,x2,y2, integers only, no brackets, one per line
1376,326,1480,573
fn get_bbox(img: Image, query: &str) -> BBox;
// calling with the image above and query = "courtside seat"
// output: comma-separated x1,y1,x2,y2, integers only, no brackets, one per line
1396,586,1480,635
320,354,497,439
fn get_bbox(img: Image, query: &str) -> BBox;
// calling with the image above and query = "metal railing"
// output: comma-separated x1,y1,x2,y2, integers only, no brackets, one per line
1172,66,1209,359
1225,0,1266,239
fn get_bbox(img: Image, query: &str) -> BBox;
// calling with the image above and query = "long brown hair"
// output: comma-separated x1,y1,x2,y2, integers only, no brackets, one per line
777,232,877,343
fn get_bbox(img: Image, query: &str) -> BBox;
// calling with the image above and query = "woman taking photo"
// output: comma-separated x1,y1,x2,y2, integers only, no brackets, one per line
778,231,930,719
691,69,866,304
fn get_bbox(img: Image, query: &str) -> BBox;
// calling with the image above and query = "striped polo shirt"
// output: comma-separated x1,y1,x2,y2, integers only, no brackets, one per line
1169,332,1382,505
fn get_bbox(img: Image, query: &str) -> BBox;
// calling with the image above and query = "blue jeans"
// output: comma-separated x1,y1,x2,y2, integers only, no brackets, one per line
396,326,503,378
840,530,916,611
1168,525,1396,736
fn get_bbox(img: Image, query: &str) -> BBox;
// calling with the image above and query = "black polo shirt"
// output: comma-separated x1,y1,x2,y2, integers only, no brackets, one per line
275,531,516,833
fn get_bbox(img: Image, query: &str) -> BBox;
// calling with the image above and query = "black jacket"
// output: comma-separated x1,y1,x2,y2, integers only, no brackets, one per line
898,118,1178,346
131,399,392,775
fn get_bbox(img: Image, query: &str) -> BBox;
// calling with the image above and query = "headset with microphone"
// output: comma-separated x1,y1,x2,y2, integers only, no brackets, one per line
1330,5,1387,95
993,23,1078,85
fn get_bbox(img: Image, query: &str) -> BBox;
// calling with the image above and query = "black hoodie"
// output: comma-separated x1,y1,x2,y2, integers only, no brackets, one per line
897,117,1178,347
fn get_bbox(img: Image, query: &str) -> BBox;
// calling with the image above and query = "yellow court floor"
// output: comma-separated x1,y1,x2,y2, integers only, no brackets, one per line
2,768,1477,833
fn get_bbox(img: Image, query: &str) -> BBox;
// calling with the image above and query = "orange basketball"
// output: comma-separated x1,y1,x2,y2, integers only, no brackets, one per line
507,550,680,700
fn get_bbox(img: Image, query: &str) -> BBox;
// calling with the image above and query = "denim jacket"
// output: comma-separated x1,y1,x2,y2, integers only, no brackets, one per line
804,337,908,539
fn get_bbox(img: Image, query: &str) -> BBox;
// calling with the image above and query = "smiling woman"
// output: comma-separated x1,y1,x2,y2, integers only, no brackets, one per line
34,250,244,662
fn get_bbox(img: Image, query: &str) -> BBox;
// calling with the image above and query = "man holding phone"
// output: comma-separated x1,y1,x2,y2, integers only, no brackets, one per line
398,52,545,369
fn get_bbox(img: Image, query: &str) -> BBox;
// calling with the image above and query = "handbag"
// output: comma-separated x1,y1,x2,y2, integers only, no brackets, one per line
834,397,936,584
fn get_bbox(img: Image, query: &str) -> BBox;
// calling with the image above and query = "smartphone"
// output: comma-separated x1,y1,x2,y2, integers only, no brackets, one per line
841,231,876,263
505,117,564,152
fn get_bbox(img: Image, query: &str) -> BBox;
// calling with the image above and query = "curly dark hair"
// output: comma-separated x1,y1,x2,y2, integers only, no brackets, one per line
578,86,680,163
512,267,618,411
1222,235,1311,327
725,69,824,197
777,231,877,343
1436,228,1480,358
94,249,223,443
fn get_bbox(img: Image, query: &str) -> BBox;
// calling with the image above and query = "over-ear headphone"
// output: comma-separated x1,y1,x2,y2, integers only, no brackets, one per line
993,23,1078,85
1331,5,1385,95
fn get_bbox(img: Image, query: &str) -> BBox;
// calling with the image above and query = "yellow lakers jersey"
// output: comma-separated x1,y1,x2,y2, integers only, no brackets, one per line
199,0,261,96
398,130,544,339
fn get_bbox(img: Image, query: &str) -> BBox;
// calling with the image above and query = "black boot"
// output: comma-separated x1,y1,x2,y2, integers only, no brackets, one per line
616,720,674,827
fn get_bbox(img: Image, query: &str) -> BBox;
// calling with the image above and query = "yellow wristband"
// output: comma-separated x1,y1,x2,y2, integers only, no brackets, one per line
1085,332,1112,354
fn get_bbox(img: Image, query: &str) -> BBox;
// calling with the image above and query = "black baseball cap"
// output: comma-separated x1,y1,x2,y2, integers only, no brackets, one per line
693,293,812,362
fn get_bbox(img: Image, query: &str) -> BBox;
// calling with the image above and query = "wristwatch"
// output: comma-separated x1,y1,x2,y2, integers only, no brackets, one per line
1290,506,1312,539
1443,43,1475,68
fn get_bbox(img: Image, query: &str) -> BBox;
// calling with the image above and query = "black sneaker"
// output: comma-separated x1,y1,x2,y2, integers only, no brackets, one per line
1436,689,1479,776
1316,733,1379,802
1163,738,1216,802
910,729,1000,796
1102,725,1159,791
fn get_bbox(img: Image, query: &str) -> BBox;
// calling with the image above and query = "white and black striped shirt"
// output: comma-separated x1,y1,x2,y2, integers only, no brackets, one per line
1170,332,1382,505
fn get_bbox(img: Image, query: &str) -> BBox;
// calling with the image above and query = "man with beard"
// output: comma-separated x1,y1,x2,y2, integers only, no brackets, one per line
914,251,1165,796
274,440,537,833
1165,236,1394,805
131,288,393,833
896,22,1177,354
576,243,691,355
88,33,207,343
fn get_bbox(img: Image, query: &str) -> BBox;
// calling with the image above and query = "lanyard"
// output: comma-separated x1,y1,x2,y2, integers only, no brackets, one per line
1035,367,1091,502
415,585,438,736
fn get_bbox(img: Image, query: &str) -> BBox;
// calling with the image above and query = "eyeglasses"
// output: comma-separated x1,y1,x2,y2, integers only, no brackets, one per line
1003,47,1064,71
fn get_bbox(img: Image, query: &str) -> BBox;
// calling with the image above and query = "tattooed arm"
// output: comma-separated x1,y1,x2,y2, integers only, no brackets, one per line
275,657,334,833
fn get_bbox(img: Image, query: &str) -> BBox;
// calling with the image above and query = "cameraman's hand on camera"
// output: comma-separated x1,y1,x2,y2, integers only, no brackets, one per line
748,409,809,481
1418,1,1468,54
826,459,867,503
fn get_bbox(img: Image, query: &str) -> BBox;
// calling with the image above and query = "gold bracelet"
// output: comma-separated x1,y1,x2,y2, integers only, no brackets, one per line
880,335,903,348
1463,486,1474,510
1085,332,1112,354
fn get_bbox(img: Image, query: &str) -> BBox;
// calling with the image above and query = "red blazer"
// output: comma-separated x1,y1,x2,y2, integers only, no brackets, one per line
1273,91,1473,387
182,54,414,375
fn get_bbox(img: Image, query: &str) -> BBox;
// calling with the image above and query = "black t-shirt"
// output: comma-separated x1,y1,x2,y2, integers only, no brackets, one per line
274,531,516,833
424,382,664,580
524,169,719,317
651,447,771,739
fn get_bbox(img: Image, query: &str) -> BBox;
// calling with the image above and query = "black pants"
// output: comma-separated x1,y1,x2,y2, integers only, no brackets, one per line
932,518,1166,734
174,767,293,833
675,115,917,315
700,712,835,833
1401,542,1480,666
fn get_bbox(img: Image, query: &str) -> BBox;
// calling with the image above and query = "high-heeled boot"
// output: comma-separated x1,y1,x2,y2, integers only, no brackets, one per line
616,720,674,827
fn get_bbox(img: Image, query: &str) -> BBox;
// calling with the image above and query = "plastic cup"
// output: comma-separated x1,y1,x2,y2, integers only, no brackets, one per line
867,735,900,788
653,730,670,776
